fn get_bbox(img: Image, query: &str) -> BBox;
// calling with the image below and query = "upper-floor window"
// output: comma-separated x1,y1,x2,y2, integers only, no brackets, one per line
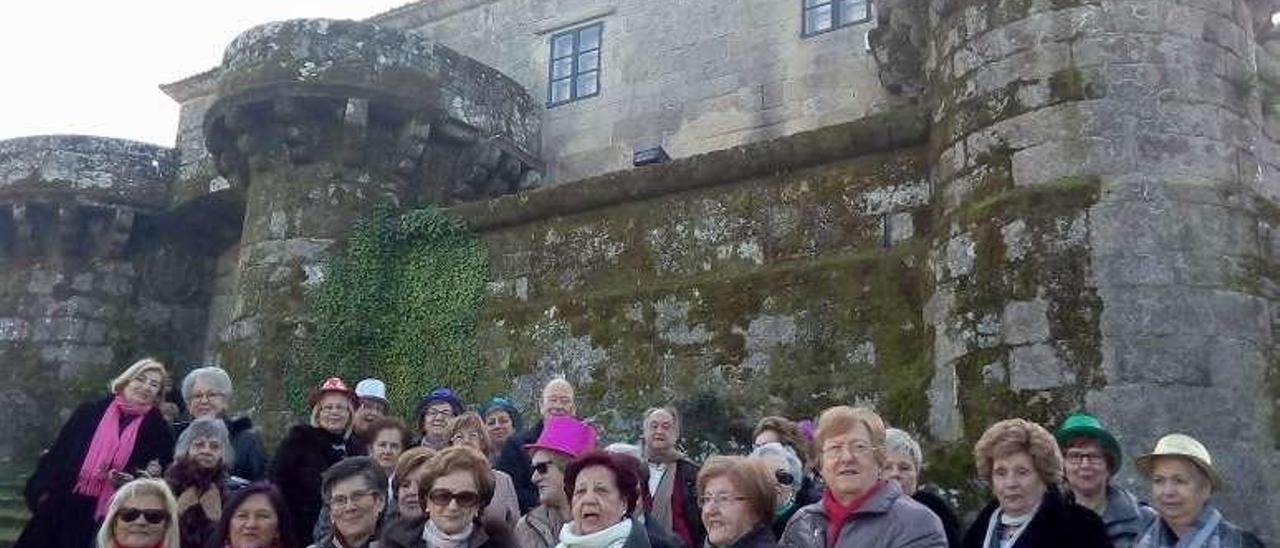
803,0,871,36
548,23,602,107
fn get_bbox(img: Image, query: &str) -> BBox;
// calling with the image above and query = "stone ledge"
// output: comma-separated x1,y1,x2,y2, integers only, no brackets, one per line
449,108,930,232
0,136,176,208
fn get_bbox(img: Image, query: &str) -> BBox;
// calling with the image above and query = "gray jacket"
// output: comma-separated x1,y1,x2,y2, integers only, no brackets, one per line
1067,485,1156,548
779,481,947,548
515,505,569,548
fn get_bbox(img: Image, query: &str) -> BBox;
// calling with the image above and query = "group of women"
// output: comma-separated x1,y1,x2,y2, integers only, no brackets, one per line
15,358,1269,548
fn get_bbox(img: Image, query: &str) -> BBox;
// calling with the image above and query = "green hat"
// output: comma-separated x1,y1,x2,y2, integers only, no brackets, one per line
1055,412,1121,468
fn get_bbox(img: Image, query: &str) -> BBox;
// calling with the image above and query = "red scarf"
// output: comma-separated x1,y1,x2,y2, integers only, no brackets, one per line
75,395,153,518
821,480,884,547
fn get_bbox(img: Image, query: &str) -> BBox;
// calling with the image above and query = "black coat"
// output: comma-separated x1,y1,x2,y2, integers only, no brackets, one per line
17,396,175,548
914,489,962,548
174,414,269,481
270,424,365,544
726,524,779,548
962,488,1112,548
495,420,543,513
380,516,517,548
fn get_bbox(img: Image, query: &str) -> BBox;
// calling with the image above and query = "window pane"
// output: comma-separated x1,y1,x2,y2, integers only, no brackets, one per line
576,71,598,97
577,51,599,73
803,0,829,8
552,34,575,58
838,0,870,24
805,5,832,34
552,58,574,79
578,25,601,52
550,79,572,103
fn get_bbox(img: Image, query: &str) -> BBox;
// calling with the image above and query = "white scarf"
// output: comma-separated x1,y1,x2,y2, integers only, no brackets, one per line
422,519,475,548
555,518,633,548
982,501,1042,548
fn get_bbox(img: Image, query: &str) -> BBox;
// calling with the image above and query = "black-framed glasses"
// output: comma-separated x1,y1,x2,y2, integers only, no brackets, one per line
118,507,168,524
426,488,481,508
328,489,376,508
775,470,796,487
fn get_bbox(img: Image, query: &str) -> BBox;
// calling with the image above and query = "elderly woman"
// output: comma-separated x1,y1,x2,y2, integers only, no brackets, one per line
556,451,653,548
380,446,515,548
749,443,809,539
368,417,413,483
961,419,1110,548
884,429,961,548
479,396,523,454
1054,413,1155,548
417,387,465,450
310,457,388,548
698,456,778,548
446,412,521,527
208,482,302,548
178,366,269,481
93,478,180,548
270,377,367,543
164,417,245,548
18,358,176,548
1132,434,1263,548
779,406,946,548
391,447,438,520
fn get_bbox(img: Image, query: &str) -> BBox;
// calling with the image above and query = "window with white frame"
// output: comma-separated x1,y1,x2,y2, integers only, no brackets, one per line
548,23,602,106
803,0,872,36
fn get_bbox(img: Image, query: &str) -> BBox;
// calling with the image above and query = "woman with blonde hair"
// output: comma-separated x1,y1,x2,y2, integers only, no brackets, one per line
94,478,180,548
446,412,521,527
17,358,176,548
961,418,1110,548
391,447,438,520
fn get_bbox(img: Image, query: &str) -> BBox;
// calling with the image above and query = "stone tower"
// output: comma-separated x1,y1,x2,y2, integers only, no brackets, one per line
871,0,1280,533
201,19,542,434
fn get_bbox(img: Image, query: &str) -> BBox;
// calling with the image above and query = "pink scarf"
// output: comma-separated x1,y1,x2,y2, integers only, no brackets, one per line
75,394,153,518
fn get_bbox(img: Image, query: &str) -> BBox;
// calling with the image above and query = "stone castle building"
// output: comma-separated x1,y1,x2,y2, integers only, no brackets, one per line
0,0,1278,539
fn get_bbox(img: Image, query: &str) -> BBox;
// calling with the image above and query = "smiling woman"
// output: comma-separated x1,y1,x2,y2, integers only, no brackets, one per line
93,478,180,548
378,446,515,548
16,358,176,548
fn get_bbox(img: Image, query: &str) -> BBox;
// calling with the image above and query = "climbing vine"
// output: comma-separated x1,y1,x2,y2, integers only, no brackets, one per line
287,203,489,420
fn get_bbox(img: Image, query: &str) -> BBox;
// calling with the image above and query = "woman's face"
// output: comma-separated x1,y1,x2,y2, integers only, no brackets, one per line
187,377,228,418
187,436,225,469
421,403,456,437
991,452,1047,517
1150,457,1212,529
485,410,515,447
426,469,482,535
819,423,881,503
315,393,353,434
571,465,628,536
450,427,486,455
371,429,405,475
328,476,383,541
229,493,280,548
113,493,169,548
883,450,919,495
397,468,428,519
701,475,756,547
124,370,164,406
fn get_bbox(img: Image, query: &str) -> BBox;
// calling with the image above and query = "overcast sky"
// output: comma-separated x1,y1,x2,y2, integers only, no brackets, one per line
0,1,414,147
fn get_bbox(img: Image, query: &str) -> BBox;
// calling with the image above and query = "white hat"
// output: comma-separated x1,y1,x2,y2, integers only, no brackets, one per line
355,378,389,405
1135,433,1221,490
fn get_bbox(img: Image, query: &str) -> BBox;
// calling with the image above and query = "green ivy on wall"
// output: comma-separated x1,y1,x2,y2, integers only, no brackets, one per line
287,203,489,421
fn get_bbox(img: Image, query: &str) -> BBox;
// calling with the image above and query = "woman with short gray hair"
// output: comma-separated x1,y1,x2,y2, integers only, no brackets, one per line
311,457,388,548
176,365,268,481
884,428,960,548
164,417,243,548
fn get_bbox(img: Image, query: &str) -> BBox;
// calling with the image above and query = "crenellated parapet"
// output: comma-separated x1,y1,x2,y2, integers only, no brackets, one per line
204,18,542,205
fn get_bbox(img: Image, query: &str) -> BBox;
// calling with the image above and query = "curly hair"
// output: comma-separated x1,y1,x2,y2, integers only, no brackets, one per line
417,445,496,511
973,418,1063,485
753,416,811,466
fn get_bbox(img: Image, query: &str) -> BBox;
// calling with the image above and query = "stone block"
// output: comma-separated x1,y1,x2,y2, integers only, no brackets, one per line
1097,286,1269,343
1002,299,1051,346
1009,343,1076,390
1011,136,1132,187
945,233,976,278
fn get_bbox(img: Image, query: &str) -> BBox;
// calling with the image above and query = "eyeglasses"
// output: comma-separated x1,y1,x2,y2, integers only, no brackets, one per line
118,507,168,524
532,461,559,475
822,441,877,457
189,391,225,401
426,488,481,508
1065,451,1107,465
698,494,748,508
328,489,376,508
424,409,454,418
775,470,796,487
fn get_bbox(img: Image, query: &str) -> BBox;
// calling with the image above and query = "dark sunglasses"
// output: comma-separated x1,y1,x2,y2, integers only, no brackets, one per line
775,470,796,487
118,507,168,525
532,461,559,475
426,488,481,508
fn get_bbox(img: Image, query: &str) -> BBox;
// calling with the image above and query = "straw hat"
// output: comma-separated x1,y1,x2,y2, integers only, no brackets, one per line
1135,433,1221,490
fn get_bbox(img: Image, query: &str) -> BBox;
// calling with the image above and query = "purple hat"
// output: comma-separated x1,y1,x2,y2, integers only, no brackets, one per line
797,419,816,442
524,416,597,458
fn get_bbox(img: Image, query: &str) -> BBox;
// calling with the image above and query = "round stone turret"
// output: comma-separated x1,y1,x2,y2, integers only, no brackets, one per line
203,19,543,435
